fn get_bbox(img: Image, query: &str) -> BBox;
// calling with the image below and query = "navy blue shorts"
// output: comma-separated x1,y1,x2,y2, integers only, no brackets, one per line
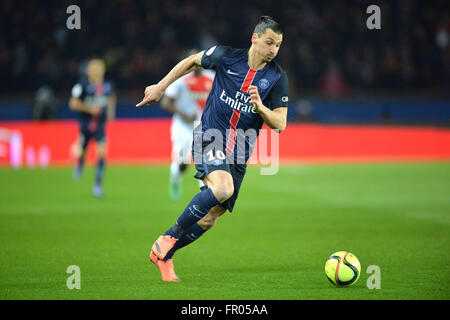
78,114,106,143
192,141,247,213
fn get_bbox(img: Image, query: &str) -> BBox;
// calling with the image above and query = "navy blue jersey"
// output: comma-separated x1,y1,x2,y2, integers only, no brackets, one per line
199,45,288,163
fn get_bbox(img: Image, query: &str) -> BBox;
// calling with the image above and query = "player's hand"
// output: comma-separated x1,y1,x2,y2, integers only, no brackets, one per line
249,85,263,112
90,105,103,116
136,84,164,107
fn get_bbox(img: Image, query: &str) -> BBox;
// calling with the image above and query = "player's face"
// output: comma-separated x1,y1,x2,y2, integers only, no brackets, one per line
87,60,105,83
252,28,283,62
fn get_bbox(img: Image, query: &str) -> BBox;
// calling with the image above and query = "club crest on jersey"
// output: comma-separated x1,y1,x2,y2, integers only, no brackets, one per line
258,78,269,89
212,159,223,166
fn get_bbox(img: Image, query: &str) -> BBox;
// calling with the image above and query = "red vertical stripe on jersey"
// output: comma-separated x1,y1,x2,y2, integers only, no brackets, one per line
95,83,104,95
226,68,257,154
225,110,241,154
240,69,257,92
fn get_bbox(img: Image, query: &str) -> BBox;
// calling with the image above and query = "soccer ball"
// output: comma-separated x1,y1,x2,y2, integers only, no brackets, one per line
325,251,361,286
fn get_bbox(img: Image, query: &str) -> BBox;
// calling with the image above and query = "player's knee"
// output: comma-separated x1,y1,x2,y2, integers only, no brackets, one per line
205,171,234,202
96,143,106,157
210,184,234,203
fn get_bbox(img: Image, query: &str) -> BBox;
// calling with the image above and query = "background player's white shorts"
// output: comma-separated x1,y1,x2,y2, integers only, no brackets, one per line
171,128,193,165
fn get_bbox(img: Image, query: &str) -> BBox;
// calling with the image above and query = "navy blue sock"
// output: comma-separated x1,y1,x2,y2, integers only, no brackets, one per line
164,188,219,239
163,223,206,261
95,157,105,185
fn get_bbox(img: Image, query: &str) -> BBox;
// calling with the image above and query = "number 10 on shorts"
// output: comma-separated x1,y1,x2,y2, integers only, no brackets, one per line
206,150,226,162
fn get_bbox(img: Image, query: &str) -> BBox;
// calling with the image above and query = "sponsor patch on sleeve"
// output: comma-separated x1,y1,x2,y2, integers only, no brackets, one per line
71,84,82,98
206,46,217,56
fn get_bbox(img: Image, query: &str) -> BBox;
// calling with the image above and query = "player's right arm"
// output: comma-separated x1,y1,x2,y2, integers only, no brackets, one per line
69,84,102,116
136,51,204,107
69,98,102,116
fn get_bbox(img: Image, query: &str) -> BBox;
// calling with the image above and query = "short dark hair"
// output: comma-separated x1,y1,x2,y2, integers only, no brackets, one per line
253,16,282,35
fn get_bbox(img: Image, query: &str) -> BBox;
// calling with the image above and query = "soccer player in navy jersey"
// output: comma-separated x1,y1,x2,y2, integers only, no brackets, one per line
69,59,116,198
137,16,288,282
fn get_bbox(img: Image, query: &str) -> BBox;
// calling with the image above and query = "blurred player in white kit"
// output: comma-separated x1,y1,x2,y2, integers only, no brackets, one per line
160,59,214,201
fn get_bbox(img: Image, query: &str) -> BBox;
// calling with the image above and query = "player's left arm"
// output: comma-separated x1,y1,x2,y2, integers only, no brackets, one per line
249,72,289,132
107,92,117,121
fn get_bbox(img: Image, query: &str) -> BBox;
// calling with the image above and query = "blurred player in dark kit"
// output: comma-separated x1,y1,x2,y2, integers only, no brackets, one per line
69,59,116,198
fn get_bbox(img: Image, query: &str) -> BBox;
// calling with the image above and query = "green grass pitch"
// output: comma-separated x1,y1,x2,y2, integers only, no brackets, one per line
0,163,449,300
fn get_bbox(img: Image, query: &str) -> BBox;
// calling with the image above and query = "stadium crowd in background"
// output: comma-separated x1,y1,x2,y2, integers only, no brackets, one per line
0,0,448,99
